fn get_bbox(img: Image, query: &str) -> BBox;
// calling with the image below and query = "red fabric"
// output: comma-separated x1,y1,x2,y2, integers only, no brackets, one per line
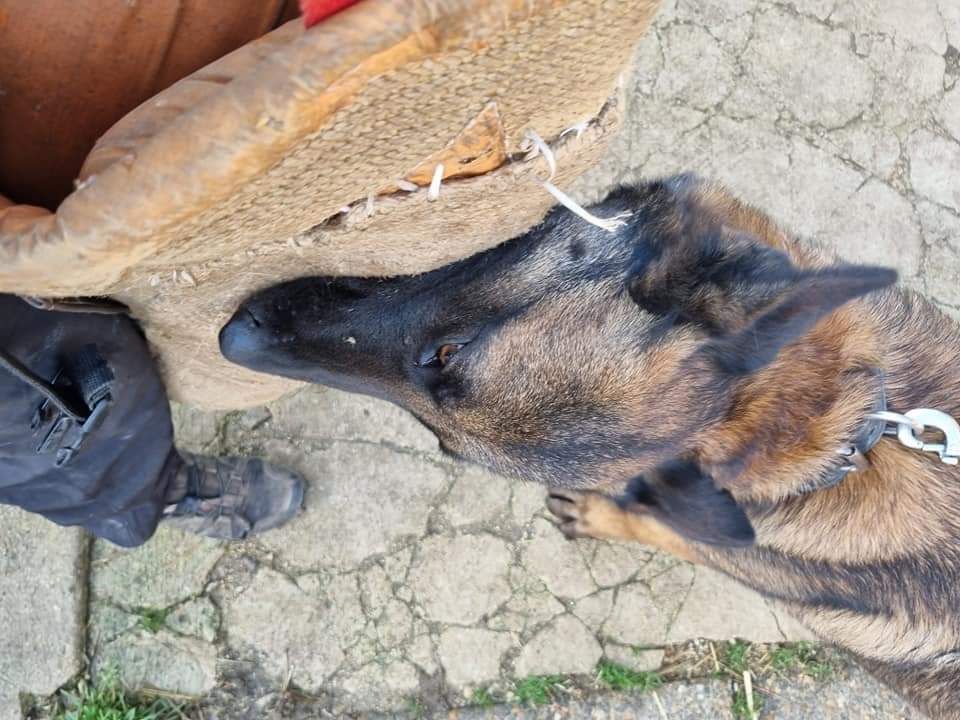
300,0,361,27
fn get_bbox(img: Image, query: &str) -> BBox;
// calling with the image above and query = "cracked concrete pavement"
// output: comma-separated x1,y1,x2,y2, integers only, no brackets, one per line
84,395,812,716
1,0,958,717
578,0,960,321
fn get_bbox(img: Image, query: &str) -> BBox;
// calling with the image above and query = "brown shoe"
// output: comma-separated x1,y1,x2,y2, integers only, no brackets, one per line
161,451,304,540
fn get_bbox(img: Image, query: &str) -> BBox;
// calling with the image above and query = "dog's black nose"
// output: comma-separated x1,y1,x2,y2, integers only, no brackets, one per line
219,307,265,365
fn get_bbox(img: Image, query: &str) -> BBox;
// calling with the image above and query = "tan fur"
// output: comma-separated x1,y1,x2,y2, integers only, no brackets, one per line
547,491,700,562
544,183,960,719
231,175,960,718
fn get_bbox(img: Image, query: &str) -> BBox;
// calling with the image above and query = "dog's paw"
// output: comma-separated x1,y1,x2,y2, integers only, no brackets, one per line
546,489,629,540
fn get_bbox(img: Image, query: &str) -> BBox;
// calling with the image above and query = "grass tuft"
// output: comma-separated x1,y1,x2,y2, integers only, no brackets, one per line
55,667,186,720
722,640,751,675
513,675,565,706
731,685,764,720
770,641,834,680
470,687,496,708
137,607,170,634
596,661,663,693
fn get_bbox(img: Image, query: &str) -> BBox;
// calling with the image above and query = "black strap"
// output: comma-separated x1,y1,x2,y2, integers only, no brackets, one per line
0,295,124,418
1,298,120,465
0,347,88,420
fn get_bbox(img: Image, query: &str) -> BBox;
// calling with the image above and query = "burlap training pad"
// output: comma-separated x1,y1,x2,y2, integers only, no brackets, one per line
0,0,660,409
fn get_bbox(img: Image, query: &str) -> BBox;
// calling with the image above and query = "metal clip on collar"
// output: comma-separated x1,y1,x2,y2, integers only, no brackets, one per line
869,409,960,465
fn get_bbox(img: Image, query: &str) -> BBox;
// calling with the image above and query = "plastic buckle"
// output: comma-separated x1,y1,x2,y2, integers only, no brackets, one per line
54,395,112,467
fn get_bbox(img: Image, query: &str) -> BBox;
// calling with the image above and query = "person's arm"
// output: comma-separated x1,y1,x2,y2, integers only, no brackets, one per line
0,194,50,233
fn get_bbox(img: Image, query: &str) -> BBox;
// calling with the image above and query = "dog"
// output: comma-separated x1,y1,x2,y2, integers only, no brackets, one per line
220,174,960,718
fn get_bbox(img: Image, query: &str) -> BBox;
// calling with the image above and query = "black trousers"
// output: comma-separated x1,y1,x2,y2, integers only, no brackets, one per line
0,295,173,546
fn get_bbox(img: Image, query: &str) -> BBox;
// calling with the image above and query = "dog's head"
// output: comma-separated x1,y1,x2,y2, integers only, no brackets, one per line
221,175,894,543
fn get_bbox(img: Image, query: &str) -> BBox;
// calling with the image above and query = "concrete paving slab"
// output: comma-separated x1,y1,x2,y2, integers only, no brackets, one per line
0,508,85,720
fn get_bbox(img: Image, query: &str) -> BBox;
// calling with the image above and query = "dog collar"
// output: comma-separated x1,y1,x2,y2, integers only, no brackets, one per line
803,372,960,495
802,378,889,493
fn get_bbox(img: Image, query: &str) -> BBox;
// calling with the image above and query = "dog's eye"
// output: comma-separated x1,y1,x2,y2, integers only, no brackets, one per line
418,343,465,368
437,343,463,366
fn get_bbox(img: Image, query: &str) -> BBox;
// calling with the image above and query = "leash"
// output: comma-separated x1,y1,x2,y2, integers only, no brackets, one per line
867,409,960,465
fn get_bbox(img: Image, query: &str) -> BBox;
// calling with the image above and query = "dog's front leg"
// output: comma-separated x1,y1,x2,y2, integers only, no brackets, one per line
546,490,701,563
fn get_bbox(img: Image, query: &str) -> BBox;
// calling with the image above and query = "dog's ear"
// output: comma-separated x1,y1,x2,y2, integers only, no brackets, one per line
617,459,755,548
629,228,802,334
628,224,896,375
700,264,896,376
